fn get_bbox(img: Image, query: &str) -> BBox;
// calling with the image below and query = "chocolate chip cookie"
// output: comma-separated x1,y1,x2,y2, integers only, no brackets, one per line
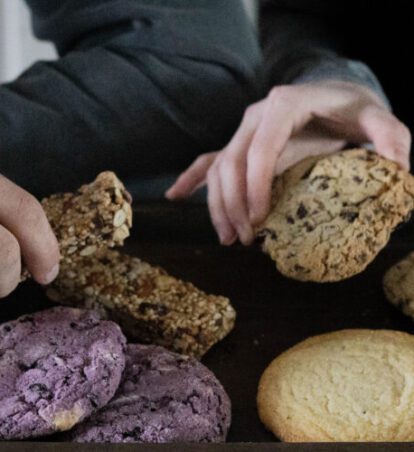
257,149,414,282
383,251,414,318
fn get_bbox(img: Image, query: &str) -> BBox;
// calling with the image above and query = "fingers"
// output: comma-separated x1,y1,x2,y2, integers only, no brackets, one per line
358,106,411,170
206,165,236,245
165,152,218,199
209,102,263,244
0,225,21,298
0,176,60,285
169,82,411,249
246,87,300,225
219,154,254,245
276,126,346,175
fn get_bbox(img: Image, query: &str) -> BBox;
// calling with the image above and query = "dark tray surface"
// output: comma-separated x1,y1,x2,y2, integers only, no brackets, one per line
1,203,414,448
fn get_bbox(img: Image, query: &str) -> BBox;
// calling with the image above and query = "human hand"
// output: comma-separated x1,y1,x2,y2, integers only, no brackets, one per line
0,175,60,297
165,81,411,246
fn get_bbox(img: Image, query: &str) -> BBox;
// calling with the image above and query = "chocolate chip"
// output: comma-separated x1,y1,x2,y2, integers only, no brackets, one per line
311,175,328,182
304,222,314,232
296,203,308,219
215,318,223,327
358,153,376,162
122,426,142,440
107,188,118,204
286,216,295,225
176,327,192,336
62,198,74,211
29,383,51,399
93,215,105,229
138,303,167,316
340,211,358,223
196,331,208,344
138,303,152,314
160,396,173,408
155,304,168,316
300,164,316,179
353,176,363,184
319,181,329,190
357,252,368,263
3,325,11,333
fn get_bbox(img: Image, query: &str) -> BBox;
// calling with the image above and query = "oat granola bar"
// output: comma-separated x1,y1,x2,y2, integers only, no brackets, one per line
22,172,132,280
46,249,236,358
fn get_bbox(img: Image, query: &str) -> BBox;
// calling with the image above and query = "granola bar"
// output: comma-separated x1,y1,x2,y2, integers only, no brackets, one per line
22,172,132,280
46,249,236,358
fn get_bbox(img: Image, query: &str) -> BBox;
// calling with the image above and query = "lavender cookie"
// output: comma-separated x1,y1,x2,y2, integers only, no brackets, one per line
69,344,231,443
0,307,126,440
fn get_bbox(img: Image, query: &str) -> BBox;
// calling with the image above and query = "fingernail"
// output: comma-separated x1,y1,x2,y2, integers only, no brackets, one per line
249,209,264,226
235,227,251,246
220,232,237,246
164,189,174,199
43,264,60,285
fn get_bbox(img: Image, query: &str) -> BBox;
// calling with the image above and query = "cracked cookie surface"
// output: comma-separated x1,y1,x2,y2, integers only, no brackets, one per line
257,149,414,282
257,329,414,442
383,251,414,318
68,344,231,443
0,307,126,440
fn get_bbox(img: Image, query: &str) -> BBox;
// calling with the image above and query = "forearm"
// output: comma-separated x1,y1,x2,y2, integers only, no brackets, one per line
260,1,389,107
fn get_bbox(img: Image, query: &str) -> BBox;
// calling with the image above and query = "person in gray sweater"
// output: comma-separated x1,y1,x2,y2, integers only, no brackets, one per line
0,0,410,297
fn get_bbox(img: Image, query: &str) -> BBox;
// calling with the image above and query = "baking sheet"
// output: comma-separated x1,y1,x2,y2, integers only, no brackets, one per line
1,202,413,448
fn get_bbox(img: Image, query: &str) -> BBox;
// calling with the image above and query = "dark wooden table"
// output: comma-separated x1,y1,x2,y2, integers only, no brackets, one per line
2,202,414,450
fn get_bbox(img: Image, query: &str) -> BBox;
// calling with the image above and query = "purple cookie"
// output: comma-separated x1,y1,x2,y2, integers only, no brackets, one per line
69,344,231,443
0,307,126,440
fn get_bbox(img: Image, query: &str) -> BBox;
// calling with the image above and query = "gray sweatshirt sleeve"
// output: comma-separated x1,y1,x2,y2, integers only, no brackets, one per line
0,0,262,198
260,0,390,107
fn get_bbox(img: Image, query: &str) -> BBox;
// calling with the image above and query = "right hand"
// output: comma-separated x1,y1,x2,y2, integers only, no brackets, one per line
0,175,60,298
166,81,411,246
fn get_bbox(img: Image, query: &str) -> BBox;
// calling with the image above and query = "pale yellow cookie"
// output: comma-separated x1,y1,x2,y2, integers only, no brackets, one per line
257,329,414,442
257,149,414,282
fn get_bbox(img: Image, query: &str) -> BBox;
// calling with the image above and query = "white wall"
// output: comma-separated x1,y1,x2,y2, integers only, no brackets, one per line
0,0,56,83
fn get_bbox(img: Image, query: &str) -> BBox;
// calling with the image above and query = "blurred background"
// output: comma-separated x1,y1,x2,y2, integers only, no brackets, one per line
0,0,56,83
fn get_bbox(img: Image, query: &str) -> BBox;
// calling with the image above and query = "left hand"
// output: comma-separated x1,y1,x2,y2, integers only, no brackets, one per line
165,81,411,246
